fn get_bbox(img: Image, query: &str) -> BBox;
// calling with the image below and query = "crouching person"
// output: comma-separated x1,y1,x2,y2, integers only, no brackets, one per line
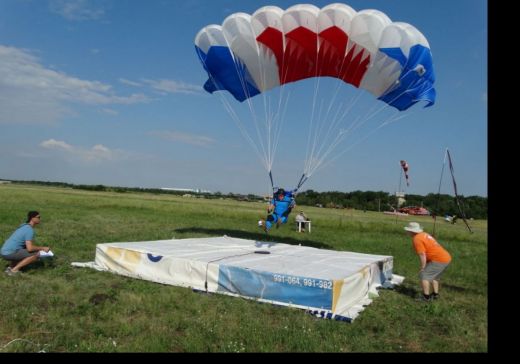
1,211,51,276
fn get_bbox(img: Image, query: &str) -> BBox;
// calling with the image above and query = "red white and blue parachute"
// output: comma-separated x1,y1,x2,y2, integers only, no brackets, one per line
195,3,435,111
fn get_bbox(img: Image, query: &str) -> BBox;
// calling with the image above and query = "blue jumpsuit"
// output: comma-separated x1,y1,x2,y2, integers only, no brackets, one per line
265,191,295,231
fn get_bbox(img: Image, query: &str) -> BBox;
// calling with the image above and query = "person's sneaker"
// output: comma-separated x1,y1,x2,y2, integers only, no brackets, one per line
431,293,440,300
258,220,268,233
415,295,432,302
5,268,21,276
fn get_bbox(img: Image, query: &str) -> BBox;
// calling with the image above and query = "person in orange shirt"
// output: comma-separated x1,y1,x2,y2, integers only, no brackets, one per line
404,222,452,302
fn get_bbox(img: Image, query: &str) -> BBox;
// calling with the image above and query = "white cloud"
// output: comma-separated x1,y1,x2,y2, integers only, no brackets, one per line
49,0,105,21
0,45,148,124
40,139,74,151
119,78,143,87
142,79,201,94
149,130,215,148
119,78,202,95
39,138,124,162
101,108,118,115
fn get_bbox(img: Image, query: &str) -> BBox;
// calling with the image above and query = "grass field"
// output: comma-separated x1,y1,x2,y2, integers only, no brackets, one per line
0,184,487,352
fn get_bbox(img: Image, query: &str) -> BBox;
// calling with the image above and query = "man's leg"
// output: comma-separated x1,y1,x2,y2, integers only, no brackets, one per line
430,262,449,298
11,254,39,273
432,280,439,294
421,280,431,295
266,214,277,232
277,215,287,228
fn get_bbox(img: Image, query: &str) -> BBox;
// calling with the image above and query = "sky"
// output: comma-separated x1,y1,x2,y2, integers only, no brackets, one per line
0,0,487,197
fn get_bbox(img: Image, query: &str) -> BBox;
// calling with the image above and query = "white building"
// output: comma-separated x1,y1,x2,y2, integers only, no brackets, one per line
160,187,211,194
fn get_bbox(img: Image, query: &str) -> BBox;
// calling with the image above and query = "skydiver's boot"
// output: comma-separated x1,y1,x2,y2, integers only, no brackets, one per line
259,220,268,233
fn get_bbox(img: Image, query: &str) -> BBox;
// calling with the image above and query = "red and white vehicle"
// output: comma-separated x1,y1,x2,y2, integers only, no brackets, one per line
398,206,430,216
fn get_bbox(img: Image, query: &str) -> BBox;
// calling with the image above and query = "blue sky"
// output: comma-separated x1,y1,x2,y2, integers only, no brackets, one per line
0,0,487,197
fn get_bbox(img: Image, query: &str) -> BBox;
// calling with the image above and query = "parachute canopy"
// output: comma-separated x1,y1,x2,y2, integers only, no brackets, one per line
195,3,435,111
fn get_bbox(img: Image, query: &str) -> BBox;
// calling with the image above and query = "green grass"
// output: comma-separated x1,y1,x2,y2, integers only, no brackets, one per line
0,184,487,352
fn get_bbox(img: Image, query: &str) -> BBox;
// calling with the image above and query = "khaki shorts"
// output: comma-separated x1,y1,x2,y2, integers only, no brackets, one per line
2,249,39,262
419,261,450,281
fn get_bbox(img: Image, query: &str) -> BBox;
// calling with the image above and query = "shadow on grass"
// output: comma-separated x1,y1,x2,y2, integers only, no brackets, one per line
173,227,332,249
3,258,55,274
394,284,419,298
442,283,485,295
393,282,483,299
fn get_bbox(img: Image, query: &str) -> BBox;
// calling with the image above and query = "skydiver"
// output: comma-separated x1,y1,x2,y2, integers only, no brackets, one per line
258,188,296,233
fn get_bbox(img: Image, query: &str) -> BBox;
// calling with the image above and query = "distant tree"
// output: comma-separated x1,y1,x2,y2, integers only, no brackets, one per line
7,179,487,218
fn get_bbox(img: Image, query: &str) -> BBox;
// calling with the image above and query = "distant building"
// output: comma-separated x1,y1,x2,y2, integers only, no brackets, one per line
160,187,211,194
395,192,406,208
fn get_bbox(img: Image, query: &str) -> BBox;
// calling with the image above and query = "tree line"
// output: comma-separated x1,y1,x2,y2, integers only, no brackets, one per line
295,190,487,219
3,179,487,219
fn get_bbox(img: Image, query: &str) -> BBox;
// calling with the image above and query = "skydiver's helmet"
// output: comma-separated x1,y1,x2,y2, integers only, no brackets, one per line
276,188,285,197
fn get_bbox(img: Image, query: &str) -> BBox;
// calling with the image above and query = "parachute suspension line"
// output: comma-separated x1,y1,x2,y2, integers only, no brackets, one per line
303,74,351,176
303,66,324,177
305,88,324,175
380,66,421,97
268,170,275,193
308,98,332,175
306,91,365,176
209,42,270,172
302,37,355,176
262,34,294,190
309,109,411,178
235,60,271,172
432,148,448,237
256,41,274,174
321,76,424,157
271,89,292,172
226,38,275,175
253,39,288,176
266,35,295,183
219,34,282,175
296,173,309,191
360,68,426,123
305,88,376,179
303,33,325,177
355,76,423,132
198,54,267,170
303,32,356,180
303,40,413,179
311,35,367,157
203,60,290,176
217,92,269,171
303,86,382,180
268,73,293,173
299,76,416,179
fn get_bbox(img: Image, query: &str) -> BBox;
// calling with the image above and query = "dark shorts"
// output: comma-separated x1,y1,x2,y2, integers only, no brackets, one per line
419,261,450,281
1,249,39,262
